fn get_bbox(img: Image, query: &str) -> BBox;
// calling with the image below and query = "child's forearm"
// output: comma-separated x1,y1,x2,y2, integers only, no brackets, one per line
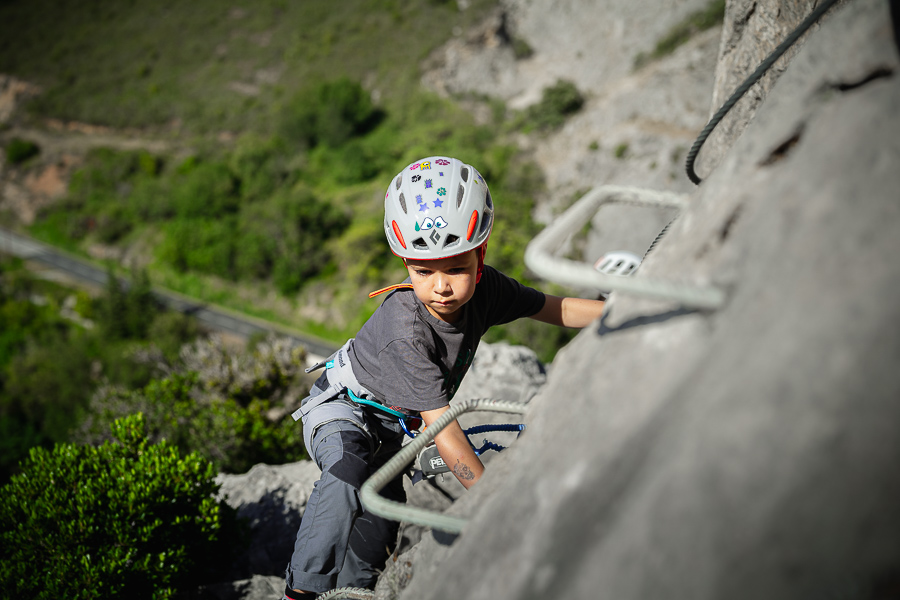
421,407,485,489
530,294,606,328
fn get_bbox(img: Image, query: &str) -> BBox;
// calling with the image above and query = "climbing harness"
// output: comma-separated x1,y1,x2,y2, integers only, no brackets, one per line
685,0,845,184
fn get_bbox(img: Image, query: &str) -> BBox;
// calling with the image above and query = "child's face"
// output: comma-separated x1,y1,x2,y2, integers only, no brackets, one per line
405,250,478,324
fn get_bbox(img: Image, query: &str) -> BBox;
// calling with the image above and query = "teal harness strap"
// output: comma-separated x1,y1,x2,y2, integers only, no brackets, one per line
346,388,409,419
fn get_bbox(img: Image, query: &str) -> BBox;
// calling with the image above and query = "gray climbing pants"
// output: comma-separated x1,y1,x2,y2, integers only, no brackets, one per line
285,394,407,593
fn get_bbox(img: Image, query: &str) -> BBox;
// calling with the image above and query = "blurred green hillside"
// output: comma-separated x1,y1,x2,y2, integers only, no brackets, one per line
0,0,579,360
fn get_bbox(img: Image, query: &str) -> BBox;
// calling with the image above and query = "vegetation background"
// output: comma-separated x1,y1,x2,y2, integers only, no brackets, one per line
0,0,729,594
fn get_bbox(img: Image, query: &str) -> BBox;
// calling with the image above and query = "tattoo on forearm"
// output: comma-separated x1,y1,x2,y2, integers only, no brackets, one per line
453,459,475,480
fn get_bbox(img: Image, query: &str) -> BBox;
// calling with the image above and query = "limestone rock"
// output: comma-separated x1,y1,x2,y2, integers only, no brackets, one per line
216,461,321,579
400,1,900,599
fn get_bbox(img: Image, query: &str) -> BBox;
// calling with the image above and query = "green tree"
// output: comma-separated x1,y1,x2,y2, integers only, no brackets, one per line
282,78,381,148
0,413,242,599
98,268,158,340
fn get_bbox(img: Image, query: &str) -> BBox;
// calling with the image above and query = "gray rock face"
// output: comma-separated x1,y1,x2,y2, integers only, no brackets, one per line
422,0,725,215
216,461,321,579
398,1,900,599
697,0,850,178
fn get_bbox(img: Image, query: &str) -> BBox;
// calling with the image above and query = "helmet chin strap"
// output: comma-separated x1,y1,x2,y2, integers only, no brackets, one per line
476,244,487,284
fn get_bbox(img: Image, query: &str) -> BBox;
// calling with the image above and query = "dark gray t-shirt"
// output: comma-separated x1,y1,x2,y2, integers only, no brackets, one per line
348,265,545,413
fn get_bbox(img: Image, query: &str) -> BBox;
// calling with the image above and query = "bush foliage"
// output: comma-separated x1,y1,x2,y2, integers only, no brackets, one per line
633,0,726,69
0,413,242,599
0,259,199,482
518,80,585,132
4,137,40,164
77,336,311,473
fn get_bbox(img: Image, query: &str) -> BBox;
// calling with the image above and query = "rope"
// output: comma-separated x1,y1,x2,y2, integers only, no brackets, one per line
685,0,845,184
315,587,373,600
359,398,528,534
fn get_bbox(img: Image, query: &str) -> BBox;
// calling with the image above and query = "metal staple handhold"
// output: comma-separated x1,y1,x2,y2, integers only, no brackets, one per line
359,398,528,534
523,185,727,310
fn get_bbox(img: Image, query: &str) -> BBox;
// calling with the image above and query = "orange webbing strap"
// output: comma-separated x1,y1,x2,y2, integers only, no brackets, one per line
368,283,414,299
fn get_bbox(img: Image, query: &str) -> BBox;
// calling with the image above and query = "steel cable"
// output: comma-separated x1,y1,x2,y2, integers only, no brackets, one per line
685,0,845,184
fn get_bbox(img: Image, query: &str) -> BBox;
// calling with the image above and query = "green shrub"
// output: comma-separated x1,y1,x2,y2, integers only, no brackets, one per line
520,79,585,131
170,160,239,219
633,0,726,69
0,413,241,599
98,268,159,341
79,366,308,474
511,36,534,60
5,137,40,164
158,218,236,278
228,134,294,202
249,187,350,293
281,77,381,148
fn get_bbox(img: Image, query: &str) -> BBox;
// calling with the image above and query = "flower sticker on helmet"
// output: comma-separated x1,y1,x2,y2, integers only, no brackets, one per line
436,187,446,196
436,158,450,166
425,179,433,189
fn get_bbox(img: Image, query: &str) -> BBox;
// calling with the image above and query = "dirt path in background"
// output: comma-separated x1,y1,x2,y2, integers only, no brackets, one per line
0,74,178,225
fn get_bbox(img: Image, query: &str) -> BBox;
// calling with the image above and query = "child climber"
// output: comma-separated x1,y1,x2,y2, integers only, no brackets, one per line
284,156,606,598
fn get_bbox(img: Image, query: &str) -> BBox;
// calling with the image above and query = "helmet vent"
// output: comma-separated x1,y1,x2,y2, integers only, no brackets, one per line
411,237,428,251
395,175,402,190
460,166,469,182
398,193,407,214
456,184,465,208
479,191,494,237
443,235,460,249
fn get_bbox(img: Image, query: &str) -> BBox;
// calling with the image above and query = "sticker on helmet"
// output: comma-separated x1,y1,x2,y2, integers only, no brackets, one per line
420,161,431,170
425,179,433,189
419,203,428,212
416,194,423,204
412,175,421,183
436,159,450,165
437,187,446,196
415,217,448,232
438,171,444,176
410,163,420,170
433,199,443,208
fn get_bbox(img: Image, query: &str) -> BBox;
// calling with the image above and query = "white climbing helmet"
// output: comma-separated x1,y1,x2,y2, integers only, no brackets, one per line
594,251,642,276
384,156,493,261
